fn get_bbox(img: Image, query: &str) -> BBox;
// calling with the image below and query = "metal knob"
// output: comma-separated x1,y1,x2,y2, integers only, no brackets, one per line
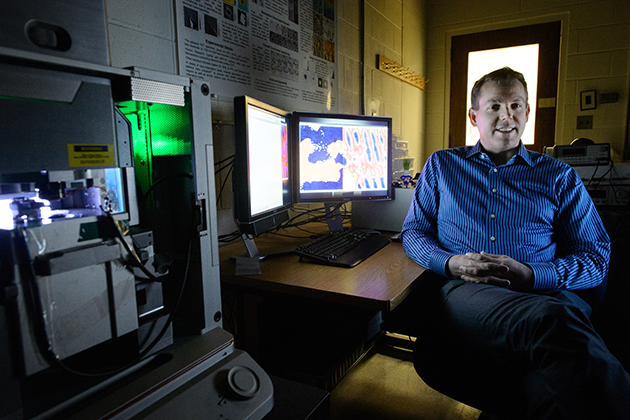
226,366,259,399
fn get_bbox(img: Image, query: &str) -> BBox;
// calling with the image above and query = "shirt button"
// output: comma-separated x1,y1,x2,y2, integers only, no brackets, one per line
493,168,498,173
492,188,497,193
490,236,496,241
491,214,496,219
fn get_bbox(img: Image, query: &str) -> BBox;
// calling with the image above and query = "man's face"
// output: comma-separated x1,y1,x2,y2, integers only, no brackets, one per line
468,80,530,154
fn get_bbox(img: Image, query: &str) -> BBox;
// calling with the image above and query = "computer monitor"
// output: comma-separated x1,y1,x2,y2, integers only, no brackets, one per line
233,96,292,255
293,112,393,231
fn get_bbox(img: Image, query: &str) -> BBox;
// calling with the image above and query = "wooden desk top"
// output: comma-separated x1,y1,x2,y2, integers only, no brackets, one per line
218,228,426,311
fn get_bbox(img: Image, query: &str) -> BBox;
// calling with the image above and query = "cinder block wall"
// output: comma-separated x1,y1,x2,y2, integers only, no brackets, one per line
362,1,427,175
425,0,630,163
104,0,426,233
105,0,177,74
104,0,630,171
104,0,425,152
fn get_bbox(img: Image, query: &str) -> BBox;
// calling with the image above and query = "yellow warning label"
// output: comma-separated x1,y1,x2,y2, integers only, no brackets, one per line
67,144,115,167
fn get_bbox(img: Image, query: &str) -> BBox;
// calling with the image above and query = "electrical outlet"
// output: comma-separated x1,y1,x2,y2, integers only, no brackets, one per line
577,115,593,130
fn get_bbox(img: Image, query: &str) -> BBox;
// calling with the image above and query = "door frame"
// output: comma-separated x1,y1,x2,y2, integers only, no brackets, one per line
442,15,571,154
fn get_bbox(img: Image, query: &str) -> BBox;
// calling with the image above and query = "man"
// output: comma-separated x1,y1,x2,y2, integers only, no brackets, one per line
400,67,630,419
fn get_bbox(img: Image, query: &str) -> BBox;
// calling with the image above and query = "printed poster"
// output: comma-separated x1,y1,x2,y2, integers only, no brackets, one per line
175,0,338,113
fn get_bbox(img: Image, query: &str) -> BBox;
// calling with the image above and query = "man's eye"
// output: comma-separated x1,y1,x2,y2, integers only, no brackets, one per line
511,103,522,109
491,105,501,111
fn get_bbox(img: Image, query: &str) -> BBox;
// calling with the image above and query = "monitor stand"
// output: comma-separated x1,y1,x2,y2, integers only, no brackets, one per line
238,233,295,260
242,233,263,259
232,234,265,275
234,205,343,273
325,203,344,232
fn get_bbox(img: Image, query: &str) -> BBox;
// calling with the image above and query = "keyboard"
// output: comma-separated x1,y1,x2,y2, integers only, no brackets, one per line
294,228,391,268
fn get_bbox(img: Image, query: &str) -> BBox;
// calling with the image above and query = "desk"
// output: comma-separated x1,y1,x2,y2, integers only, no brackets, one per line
219,229,425,312
218,228,425,388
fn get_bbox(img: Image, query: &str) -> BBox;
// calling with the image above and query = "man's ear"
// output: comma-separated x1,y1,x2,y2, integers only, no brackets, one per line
526,103,531,122
468,108,477,127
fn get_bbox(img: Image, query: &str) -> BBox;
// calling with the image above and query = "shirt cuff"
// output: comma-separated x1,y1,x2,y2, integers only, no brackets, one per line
528,262,558,290
430,248,455,278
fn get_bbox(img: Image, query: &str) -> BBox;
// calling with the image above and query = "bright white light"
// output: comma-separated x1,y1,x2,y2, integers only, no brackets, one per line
0,199,13,230
0,191,52,230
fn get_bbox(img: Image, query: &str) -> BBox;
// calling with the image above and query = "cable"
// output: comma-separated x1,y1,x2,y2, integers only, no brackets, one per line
214,154,235,168
13,209,194,377
216,163,234,206
215,155,235,175
282,202,350,232
218,229,241,243
585,161,603,190
15,227,117,377
139,235,191,359
101,209,163,283
15,228,61,369
585,159,614,190
142,173,194,205
100,205,195,360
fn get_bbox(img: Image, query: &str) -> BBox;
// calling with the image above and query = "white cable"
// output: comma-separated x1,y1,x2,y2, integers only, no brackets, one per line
28,228,47,254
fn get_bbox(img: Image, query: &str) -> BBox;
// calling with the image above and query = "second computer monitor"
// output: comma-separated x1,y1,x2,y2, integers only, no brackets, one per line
233,96,292,237
293,112,393,205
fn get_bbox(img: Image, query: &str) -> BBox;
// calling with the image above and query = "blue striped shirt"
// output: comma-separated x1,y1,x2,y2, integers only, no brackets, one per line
401,142,610,290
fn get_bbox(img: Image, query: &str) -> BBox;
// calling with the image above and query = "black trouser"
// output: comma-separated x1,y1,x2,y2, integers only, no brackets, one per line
407,271,630,420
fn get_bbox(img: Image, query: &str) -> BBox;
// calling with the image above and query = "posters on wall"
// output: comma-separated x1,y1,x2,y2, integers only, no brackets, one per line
174,0,338,113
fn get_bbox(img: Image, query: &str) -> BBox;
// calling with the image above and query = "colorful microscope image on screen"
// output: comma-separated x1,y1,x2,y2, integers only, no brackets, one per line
299,124,389,194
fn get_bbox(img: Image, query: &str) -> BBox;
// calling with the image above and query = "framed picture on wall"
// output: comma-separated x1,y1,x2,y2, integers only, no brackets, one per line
581,90,596,111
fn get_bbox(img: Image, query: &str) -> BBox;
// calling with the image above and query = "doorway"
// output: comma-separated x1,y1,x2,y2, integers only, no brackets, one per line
449,21,562,153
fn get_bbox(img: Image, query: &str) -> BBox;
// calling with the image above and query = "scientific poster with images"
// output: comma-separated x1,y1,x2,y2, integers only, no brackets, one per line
175,0,338,113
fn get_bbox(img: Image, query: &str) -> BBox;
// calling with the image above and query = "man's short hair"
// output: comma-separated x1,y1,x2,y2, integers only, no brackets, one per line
470,67,528,110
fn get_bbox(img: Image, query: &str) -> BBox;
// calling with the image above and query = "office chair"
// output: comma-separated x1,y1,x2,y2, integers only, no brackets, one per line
409,273,608,419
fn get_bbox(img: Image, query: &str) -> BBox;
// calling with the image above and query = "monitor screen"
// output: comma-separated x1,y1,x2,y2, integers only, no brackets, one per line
293,112,393,204
233,96,292,236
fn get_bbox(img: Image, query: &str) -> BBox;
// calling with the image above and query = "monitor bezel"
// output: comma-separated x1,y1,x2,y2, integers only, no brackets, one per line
292,112,393,205
233,95,293,236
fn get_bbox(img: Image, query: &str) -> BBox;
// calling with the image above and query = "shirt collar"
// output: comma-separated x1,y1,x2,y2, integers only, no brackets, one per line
465,141,534,167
